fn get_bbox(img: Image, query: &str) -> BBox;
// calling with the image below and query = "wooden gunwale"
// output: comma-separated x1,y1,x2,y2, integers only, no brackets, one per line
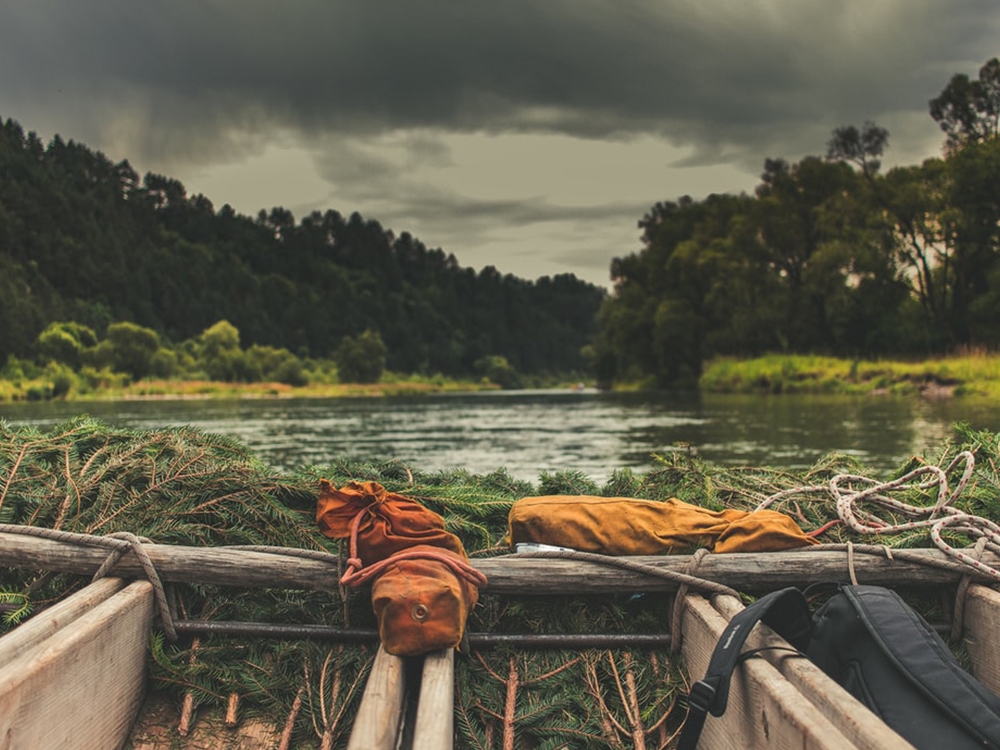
679,593,877,749
708,593,916,749
0,579,153,749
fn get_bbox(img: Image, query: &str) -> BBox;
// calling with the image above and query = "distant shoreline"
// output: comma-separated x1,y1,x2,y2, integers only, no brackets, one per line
6,352,1000,404
697,354,1000,399
0,378,502,404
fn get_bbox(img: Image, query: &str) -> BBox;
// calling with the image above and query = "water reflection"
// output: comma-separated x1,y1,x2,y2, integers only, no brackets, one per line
2,390,999,483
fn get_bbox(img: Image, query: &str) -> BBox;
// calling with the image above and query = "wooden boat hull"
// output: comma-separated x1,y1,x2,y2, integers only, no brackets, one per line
1,558,999,749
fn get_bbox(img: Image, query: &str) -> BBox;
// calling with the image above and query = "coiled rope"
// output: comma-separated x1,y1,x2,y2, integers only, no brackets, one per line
756,450,1000,581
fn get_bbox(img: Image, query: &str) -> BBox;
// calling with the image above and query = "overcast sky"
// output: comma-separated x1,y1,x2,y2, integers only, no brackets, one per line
1,1,998,287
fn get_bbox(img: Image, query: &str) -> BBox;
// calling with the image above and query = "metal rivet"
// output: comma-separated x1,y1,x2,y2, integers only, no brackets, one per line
411,604,429,622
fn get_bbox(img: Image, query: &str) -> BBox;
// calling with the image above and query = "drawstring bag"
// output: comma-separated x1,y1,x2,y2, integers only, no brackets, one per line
508,495,816,555
316,480,486,656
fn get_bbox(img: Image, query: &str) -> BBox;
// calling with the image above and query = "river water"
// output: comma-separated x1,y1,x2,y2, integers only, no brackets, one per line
2,389,1000,483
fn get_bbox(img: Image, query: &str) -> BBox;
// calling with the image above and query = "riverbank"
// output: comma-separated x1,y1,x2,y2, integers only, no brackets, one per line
699,353,1000,398
0,375,501,403
5,352,1000,403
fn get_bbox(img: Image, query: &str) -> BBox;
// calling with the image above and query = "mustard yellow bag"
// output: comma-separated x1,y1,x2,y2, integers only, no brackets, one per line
508,495,816,555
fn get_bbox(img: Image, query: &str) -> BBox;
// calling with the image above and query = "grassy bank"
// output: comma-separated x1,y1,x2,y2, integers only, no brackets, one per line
700,353,1000,398
0,373,501,403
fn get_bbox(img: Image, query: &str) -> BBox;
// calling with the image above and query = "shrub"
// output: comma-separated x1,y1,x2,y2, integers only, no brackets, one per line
335,330,386,384
105,321,160,380
474,354,523,390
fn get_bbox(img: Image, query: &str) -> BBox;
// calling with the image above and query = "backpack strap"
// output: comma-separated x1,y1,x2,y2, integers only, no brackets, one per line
677,587,812,750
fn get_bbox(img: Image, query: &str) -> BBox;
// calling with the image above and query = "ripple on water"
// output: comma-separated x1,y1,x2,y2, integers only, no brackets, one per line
2,390,1000,483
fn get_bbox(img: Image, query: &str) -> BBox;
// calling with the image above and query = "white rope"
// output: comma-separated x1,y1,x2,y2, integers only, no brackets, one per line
756,451,1000,581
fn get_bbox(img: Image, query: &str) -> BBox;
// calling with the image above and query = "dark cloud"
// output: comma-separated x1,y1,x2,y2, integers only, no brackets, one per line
3,0,997,166
3,0,999,286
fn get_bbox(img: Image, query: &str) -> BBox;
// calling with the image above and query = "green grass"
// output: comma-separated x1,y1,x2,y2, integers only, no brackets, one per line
0,375,499,403
699,353,1000,397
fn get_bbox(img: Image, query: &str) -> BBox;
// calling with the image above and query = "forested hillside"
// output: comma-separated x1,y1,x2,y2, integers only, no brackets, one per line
594,57,1000,386
0,119,604,379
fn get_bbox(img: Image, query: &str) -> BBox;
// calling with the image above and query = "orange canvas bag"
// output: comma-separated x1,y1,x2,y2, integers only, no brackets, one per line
317,480,485,656
508,495,816,554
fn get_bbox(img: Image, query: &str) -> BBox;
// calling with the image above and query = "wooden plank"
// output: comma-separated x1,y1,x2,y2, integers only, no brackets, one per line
0,531,992,593
680,593,860,750
962,584,1000,695
347,646,407,750
412,649,454,749
711,594,915,750
0,580,153,750
0,577,125,670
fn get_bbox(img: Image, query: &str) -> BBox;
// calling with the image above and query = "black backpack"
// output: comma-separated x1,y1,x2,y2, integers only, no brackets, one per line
679,584,1000,750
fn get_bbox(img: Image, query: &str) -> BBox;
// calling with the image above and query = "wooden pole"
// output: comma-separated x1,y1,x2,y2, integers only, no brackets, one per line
346,646,406,750
412,649,454,749
0,532,992,594
178,637,201,737
225,692,240,727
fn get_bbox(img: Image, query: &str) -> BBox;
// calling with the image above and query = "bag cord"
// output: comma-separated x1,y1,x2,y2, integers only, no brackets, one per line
337,507,488,589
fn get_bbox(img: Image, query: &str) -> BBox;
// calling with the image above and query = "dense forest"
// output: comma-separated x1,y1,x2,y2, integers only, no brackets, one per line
594,57,1000,386
0,121,604,386
5,57,1000,395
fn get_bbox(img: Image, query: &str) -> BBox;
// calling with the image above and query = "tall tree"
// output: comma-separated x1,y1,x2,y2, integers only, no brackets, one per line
929,58,1000,150
827,121,890,178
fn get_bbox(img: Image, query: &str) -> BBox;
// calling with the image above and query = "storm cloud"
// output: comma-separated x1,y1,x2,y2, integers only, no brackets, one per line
2,0,998,284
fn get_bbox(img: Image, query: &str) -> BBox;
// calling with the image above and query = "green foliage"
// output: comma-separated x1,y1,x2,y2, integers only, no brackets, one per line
592,55,1000,388
36,321,97,368
0,590,31,626
105,321,160,380
0,117,604,382
245,344,310,386
335,330,386,384
0,355,40,383
148,346,178,378
474,354,523,389
929,57,1000,150
78,365,129,392
43,361,77,398
599,134,1000,386
198,320,241,359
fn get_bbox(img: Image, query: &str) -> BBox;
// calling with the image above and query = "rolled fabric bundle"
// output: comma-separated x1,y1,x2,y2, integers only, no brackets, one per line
508,495,817,555
317,480,484,656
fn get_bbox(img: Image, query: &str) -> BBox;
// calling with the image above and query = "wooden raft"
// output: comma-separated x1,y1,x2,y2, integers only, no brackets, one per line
0,577,153,749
